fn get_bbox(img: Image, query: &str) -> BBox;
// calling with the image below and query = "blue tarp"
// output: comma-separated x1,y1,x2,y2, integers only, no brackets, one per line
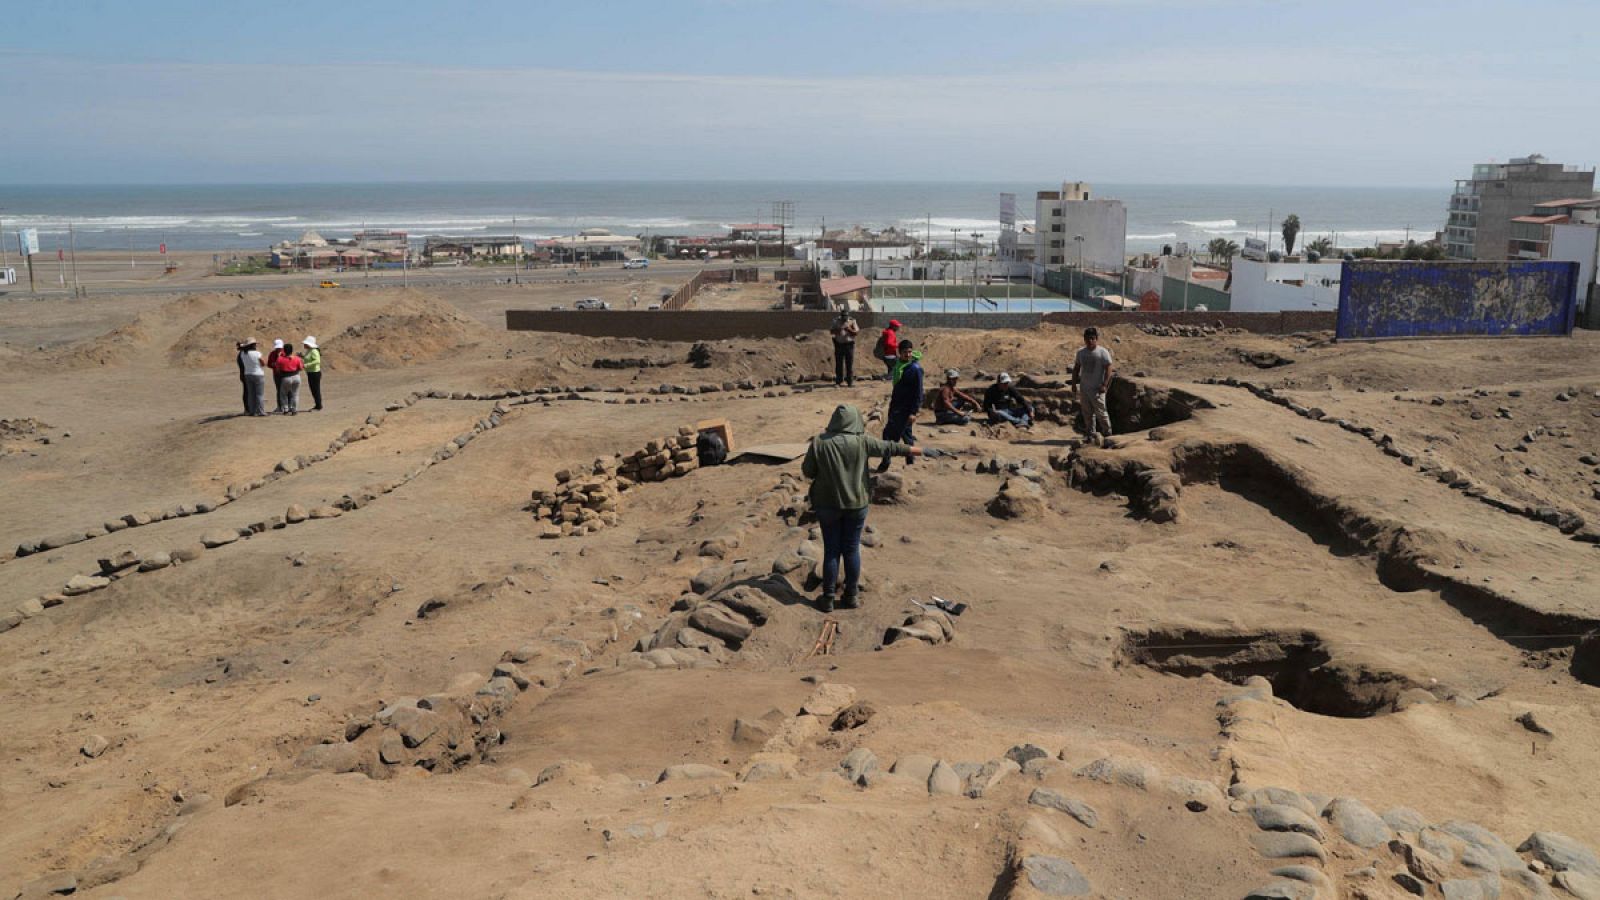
1336,260,1578,340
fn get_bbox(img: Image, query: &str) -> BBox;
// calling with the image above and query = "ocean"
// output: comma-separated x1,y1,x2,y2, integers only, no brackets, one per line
0,181,1446,256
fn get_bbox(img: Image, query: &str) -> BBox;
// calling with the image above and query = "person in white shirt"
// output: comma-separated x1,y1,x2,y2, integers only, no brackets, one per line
238,337,267,417
1071,327,1115,445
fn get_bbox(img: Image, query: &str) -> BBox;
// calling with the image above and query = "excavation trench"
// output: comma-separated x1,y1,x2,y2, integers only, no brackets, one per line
1119,628,1420,718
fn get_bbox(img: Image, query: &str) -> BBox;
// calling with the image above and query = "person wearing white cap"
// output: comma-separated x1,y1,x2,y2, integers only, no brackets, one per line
237,338,267,417
267,339,288,413
301,336,324,411
932,368,980,425
983,372,1034,427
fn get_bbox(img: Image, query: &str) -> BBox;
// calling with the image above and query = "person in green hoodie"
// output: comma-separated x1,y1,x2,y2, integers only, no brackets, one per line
301,336,324,411
802,404,921,612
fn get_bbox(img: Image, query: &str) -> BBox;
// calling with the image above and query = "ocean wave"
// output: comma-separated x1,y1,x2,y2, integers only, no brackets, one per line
1174,219,1238,230
1127,232,1179,241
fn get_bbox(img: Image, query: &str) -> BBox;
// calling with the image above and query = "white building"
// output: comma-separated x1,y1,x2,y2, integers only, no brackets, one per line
1228,257,1344,313
1034,181,1127,274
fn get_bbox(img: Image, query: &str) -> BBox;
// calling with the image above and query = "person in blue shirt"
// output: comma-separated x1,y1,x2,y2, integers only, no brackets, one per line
875,340,923,473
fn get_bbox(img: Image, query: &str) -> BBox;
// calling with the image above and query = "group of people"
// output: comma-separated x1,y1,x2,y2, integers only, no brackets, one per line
803,321,1117,612
235,336,324,417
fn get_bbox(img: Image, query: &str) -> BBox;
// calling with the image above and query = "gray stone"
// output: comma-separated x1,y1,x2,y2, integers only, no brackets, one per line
296,742,364,773
80,734,110,758
964,757,1021,798
1519,832,1600,876
1554,871,1600,900
1383,807,1430,834
839,748,880,785
928,760,962,796
0,611,22,633
1441,879,1488,900
1391,838,1450,884
1028,788,1099,829
1237,787,1317,817
1268,866,1329,889
657,763,732,782
890,754,937,783
731,718,774,747
199,529,241,548
1005,743,1051,767
137,551,173,571
1326,796,1393,848
1440,821,1523,872
1250,831,1327,863
17,872,78,898
1394,871,1427,896
1020,855,1091,896
63,574,111,595
387,706,440,748
1251,804,1325,840
378,730,405,764
171,544,204,562
1075,755,1154,789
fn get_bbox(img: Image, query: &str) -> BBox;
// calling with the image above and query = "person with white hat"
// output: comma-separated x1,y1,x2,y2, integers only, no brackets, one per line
301,336,324,411
267,338,288,413
983,372,1034,427
932,368,980,425
237,338,267,417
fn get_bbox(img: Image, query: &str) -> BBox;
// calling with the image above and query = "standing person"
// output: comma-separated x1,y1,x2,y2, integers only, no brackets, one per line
1071,327,1115,446
301,336,323,411
267,339,287,413
829,310,859,387
933,369,980,425
239,338,267,417
271,345,305,415
234,340,251,415
983,372,1034,427
802,404,921,612
873,319,902,377
875,339,923,473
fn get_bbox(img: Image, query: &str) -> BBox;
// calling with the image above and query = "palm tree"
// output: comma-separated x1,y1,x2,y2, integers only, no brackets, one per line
1219,239,1240,268
1281,214,1301,256
1206,238,1230,263
1305,236,1333,256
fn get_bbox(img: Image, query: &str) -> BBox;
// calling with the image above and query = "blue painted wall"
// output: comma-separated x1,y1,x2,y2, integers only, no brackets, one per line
1336,260,1578,340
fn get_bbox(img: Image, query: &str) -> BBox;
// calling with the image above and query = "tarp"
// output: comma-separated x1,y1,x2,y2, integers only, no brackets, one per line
1336,260,1579,340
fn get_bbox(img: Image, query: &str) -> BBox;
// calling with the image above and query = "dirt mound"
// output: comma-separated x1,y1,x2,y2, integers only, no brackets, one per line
329,294,488,370
167,290,339,368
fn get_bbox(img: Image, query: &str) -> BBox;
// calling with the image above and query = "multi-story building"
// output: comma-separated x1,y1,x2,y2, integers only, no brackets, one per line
1443,154,1594,260
1034,181,1127,273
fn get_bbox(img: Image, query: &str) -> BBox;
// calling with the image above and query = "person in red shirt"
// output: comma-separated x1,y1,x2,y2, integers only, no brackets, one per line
874,320,902,378
270,347,305,415
266,338,287,413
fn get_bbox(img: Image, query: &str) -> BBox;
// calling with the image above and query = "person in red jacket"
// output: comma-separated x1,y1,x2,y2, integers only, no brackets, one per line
266,339,287,412
270,346,305,415
874,320,902,377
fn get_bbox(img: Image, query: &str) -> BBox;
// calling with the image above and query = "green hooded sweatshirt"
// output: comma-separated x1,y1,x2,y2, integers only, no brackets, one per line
802,405,912,511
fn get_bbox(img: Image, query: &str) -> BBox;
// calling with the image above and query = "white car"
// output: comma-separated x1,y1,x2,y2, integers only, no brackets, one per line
575,297,611,310
622,258,650,269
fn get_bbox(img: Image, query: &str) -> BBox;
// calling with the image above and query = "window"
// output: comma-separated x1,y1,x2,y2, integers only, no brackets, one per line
1050,240,1063,249
1051,224,1062,233
1050,256,1062,264
1051,209,1061,217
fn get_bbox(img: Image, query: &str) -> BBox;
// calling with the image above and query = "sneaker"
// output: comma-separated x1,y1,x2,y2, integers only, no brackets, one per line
818,594,836,613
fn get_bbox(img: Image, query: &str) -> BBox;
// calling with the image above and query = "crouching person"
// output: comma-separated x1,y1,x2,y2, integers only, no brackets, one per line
802,404,921,613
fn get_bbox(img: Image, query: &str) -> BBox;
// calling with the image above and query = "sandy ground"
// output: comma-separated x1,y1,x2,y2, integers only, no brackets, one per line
2,282,1599,900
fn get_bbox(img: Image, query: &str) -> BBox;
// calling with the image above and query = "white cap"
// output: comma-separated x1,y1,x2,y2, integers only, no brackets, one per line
272,339,284,349
303,336,318,348
945,368,960,380
999,372,1013,383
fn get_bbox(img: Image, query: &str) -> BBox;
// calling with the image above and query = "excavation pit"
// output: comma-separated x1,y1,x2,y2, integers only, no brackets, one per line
1119,628,1422,719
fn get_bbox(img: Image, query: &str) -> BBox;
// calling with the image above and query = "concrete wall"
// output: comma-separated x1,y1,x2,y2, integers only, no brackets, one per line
1160,276,1231,311
1548,223,1598,313
1229,258,1344,313
1337,260,1579,339
505,308,1333,341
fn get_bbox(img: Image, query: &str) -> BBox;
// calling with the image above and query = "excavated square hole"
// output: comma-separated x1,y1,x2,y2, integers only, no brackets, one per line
1118,628,1419,719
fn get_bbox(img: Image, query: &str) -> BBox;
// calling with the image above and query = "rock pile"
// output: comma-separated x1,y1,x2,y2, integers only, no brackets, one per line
530,426,702,538
1139,322,1229,337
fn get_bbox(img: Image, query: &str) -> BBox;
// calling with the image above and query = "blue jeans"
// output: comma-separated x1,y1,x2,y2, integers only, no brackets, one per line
989,407,1031,427
815,506,867,600
935,409,971,425
876,408,916,471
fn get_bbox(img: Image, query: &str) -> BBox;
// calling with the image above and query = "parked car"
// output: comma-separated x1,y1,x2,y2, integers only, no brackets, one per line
319,280,341,288
622,258,650,269
574,297,611,310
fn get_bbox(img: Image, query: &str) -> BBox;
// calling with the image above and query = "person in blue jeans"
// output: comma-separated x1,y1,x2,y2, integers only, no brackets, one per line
802,404,920,612
875,340,924,473
983,372,1034,427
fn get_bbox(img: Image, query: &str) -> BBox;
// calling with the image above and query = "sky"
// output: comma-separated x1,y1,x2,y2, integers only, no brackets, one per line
3,0,1596,186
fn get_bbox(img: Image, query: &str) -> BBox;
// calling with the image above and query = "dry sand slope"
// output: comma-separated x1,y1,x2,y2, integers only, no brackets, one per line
1,284,1599,900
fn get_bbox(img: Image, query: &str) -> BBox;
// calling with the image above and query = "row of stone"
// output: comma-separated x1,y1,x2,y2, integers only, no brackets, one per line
1,403,514,637
1203,376,1598,543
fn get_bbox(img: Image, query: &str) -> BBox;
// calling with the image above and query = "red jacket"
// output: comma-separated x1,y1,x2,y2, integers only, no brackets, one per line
878,328,899,358
271,353,304,375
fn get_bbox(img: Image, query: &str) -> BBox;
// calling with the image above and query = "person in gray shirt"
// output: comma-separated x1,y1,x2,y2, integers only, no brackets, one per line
1071,327,1115,445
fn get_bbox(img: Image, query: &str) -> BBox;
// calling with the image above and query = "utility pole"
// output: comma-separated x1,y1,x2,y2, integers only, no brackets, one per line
512,216,520,285
970,231,983,313
1,208,9,269
770,200,793,270
127,226,134,269
1074,234,1085,302
69,224,82,297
